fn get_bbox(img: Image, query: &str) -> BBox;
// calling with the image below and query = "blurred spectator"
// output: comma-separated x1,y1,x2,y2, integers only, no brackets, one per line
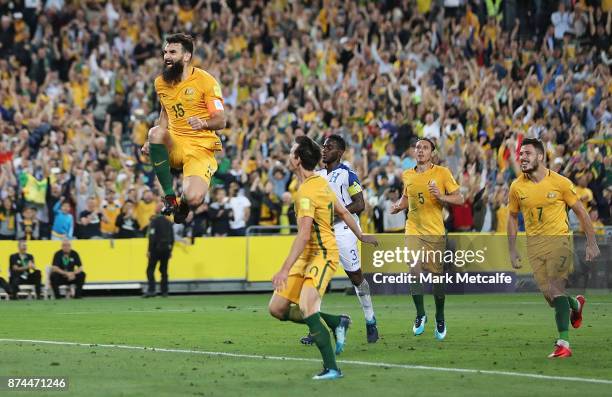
268,162,291,200
575,173,594,211
590,208,605,234
228,182,251,236
16,206,40,240
257,182,281,228
279,192,297,235
115,200,140,239
190,202,209,238
51,198,74,240
135,190,157,232
0,197,17,240
9,240,42,299
401,143,418,170
208,187,232,237
77,197,103,239
379,187,406,233
100,192,121,238
50,239,86,299
492,185,510,233
551,3,573,41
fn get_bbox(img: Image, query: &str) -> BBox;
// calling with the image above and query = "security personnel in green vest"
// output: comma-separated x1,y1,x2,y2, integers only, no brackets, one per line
9,240,42,299
50,239,86,299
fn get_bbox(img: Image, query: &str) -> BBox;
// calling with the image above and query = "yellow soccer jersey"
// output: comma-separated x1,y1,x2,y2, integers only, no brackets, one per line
508,170,579,236
154,67,224,150
402,165,460,236
295,175,339,256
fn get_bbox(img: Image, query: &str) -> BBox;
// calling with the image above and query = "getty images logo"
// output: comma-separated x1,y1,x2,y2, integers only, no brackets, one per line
371,246,487,268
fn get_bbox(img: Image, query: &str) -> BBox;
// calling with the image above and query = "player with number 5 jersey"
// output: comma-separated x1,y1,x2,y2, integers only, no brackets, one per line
391,138,464,341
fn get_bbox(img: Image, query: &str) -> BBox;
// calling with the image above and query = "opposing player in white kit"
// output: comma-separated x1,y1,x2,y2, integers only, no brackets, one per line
300,135,379,345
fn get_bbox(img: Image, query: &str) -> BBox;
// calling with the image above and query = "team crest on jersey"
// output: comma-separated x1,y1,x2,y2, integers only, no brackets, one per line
547,192,557,199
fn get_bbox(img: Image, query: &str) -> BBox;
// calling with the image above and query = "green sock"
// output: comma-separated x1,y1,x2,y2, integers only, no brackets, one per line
320,312,341,329
412,294,426,317
433,282,445,322
554,296,570,341
304,313,337,370
150,143,175,196
434,294,445,322
283,304,305,324
568,296,580,311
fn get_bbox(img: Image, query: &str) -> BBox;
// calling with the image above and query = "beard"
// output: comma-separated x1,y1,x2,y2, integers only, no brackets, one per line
162,59,184,85
521,160,538,174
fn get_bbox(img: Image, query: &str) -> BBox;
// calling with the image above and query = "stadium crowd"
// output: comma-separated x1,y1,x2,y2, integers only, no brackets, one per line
0,0,610,241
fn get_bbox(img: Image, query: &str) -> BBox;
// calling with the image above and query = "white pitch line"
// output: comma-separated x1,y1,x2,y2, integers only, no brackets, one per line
17,301,608,316
1,338,611,385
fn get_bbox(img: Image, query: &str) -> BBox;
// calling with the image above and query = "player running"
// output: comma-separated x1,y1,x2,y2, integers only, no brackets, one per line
507,138,600,358
390,138,464,340
268,136,378,380
300,135,378,346
142,33,226,223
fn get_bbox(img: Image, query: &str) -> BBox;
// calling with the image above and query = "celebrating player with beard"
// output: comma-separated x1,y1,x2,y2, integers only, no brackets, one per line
142,33,226,223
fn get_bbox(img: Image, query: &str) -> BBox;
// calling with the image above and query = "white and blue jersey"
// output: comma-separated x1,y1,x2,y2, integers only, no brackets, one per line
317,163,362,272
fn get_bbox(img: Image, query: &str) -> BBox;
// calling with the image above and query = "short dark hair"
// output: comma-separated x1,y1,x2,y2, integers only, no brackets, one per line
326,134,346,152
417,137,436,151
521,138,545,155
165,33,194,55
294,136,321,171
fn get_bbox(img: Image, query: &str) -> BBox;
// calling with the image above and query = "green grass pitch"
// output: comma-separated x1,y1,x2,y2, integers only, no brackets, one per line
1,293,611,396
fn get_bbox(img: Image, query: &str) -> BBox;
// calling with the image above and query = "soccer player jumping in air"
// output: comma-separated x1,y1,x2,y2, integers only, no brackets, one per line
300,135,379,346
268,136,378,380
507,138,600,358
142,33,226,223
391,138,464,340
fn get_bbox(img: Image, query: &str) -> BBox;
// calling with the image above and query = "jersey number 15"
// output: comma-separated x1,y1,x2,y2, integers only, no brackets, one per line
171,103,185,118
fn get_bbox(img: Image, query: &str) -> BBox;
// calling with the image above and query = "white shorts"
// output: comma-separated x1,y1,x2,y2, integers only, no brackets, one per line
336,227,360,272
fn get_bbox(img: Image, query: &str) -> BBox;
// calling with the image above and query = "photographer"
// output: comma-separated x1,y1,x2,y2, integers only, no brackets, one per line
115,200,141,238
77,197,103,239
208,187,233,237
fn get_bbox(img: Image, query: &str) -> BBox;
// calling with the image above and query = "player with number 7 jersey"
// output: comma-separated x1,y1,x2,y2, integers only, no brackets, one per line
507,138,600,359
